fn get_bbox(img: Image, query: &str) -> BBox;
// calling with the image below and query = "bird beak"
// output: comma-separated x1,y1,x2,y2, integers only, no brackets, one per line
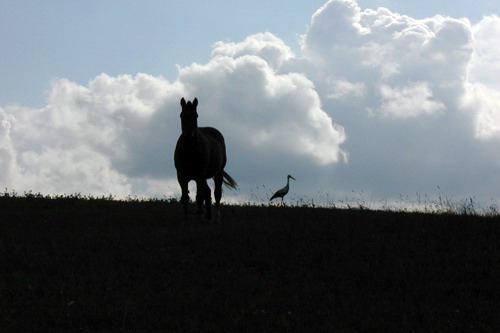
290,176,296,180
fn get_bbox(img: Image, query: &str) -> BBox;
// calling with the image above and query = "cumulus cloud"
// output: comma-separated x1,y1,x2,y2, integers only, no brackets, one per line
379,82,445,118
3,73,184,197
211,32,294,70
0,108,19,188
301,0,473,117
178,51,347,168
464,15,500,140
298,0,500,202
0,32,347,198
465,83,500,140
326,78,366,100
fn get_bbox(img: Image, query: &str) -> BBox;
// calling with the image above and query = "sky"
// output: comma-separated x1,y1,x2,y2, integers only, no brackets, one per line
1,0,499,209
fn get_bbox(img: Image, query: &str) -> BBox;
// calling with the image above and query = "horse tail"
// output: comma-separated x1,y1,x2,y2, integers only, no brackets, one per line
222,171,238,189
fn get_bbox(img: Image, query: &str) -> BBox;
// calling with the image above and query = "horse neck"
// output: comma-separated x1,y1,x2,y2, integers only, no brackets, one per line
181,120,199,144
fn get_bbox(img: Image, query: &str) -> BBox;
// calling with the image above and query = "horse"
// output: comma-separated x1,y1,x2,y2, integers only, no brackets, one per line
174,97,237,221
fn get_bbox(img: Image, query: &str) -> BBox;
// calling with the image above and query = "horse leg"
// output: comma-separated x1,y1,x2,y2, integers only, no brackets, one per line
213,173,223,222
178,176,189,218
198,179,212,221
195,180,206,215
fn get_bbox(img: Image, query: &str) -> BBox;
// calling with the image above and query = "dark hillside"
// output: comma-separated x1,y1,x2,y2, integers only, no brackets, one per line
1,196,499,332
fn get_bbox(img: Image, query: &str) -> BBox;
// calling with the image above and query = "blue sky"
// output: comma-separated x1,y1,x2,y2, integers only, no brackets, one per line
1,0,499,209
2,0,497,107
1,1,325,107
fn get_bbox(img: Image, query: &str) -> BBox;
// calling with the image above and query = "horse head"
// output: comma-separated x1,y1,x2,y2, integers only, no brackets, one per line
180,97,198,139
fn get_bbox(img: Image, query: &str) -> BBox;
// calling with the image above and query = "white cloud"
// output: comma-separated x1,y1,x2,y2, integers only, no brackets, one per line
379,82,445,118
464,15,500,140
2,73,184,196
0,0,499,206
464,82,500,140
0,33,347,198
178,42,348,168
211,32,294,70
19,147,132,197
326,79,366,99
468,15,500,89
300,0,472,118
0,108,19,188
298,0,500,203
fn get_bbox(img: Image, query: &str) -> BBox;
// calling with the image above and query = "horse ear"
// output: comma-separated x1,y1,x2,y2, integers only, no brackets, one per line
180,98,186,107
193,98,198,107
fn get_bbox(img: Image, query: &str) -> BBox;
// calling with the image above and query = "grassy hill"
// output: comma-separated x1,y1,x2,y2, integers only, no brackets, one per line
1,194,499,332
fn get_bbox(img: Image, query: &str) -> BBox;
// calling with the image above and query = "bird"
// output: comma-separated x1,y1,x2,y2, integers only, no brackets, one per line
270,175,296,204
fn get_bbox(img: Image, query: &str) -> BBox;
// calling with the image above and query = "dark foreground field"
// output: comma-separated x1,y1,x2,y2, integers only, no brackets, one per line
1,195,500,332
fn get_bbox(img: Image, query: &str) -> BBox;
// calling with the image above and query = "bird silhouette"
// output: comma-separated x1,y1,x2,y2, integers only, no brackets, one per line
270,175,296,204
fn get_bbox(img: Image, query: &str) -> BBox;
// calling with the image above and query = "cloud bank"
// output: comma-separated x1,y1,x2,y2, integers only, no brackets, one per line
0,32,347,198
1,0,499,206
298,1,500,203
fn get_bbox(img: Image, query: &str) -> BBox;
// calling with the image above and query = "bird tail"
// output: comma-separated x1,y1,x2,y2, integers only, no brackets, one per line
222,171,238,189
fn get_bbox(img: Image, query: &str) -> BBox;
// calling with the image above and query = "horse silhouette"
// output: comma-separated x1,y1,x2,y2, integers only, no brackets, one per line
174,97,237,221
